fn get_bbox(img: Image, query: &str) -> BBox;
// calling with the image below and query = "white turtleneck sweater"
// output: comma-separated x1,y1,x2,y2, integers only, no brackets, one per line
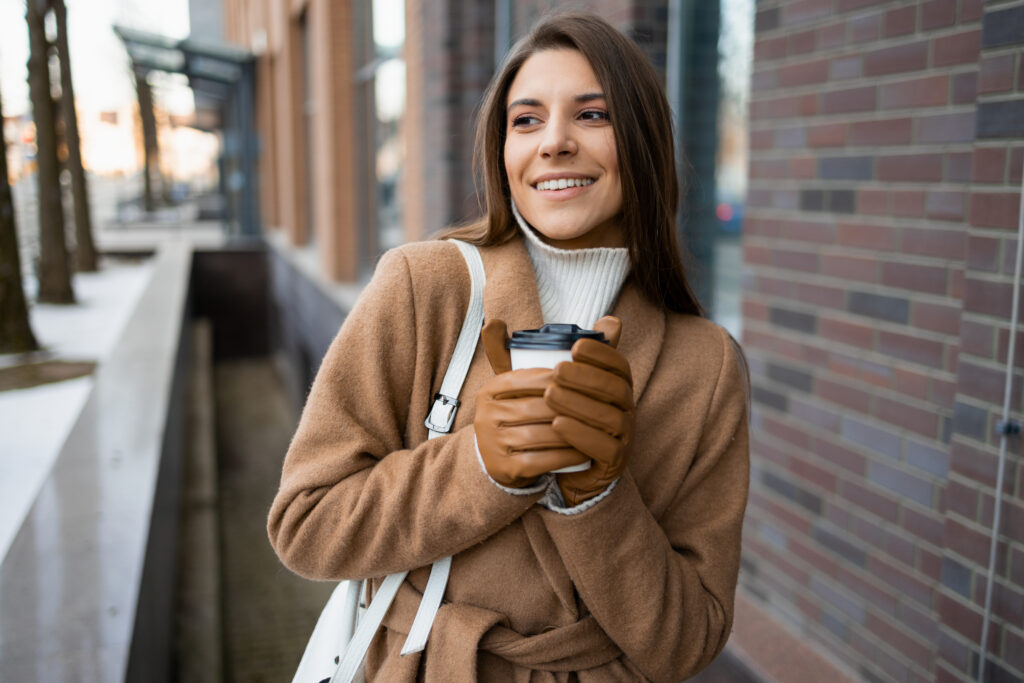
475,204,631,514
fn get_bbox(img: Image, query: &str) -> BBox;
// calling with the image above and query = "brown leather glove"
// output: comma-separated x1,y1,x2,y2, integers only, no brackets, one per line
475,319,590,487
544,316,634,506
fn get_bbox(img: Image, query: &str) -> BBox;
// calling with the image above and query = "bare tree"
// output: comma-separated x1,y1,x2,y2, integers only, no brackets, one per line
26,0,74,303
53,0,97,272
0,82,40,353
135,66,161,213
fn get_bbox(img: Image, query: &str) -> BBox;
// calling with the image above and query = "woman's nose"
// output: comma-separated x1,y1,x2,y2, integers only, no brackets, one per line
537,116,577,158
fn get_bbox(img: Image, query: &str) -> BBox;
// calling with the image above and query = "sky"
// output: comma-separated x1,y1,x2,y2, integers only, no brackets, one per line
0,0,191,117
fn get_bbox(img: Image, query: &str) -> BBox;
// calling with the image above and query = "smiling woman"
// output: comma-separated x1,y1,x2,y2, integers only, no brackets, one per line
269,12,749,683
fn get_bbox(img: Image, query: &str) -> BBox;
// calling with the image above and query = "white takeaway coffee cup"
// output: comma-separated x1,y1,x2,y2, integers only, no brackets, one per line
507,323,608,474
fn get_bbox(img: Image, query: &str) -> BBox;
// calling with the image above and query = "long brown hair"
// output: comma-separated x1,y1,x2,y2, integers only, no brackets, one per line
442,12,703,316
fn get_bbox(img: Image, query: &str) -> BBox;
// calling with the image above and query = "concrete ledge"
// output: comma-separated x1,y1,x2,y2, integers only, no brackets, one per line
0,241,194,682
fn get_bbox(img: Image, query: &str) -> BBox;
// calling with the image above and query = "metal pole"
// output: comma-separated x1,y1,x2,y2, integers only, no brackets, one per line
494,0,512,70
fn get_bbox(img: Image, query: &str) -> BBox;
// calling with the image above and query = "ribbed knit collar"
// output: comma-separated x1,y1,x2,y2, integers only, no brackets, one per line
511,202,630,329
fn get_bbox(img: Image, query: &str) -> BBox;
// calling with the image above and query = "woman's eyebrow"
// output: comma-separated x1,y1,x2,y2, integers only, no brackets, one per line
507,92,606,112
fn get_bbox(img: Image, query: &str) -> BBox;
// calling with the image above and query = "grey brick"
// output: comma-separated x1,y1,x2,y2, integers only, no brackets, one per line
953,402,988,442
762,470,823,515
820,156,874,180
790,397,842,432
982,6,1024,49
977,99,1024,139
848,291,910,324
777,127,806,148
767,361,814,392
800,190,825,212
820,610,848,641
810,575,866,623
758,522,788,551
841,416,903,460
813,522,868,568
867,460,934,506
769,306,817,333
752,385,789,412
755,7,779,32
827,189,855,213
906,440,950,478
941,556,972,599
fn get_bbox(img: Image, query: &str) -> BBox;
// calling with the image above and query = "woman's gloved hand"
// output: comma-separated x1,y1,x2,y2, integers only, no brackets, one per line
475,320,590,487
544,316,634,506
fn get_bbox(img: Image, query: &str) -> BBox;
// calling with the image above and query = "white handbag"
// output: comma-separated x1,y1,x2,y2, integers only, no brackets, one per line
291,240,486,683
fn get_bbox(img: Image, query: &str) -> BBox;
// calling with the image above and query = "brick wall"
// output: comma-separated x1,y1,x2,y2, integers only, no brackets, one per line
744,1,1024,681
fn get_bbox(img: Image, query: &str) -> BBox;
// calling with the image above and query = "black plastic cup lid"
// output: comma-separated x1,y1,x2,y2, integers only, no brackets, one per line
507,323,607,350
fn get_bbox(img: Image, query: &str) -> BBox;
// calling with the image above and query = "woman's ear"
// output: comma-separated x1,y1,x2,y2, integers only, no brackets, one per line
481,319,513,374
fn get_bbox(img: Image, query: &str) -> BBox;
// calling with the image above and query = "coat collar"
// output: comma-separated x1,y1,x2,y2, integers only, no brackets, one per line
478,236,665,403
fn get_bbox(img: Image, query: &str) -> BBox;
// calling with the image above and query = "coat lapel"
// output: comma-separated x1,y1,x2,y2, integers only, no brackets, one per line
611,281,665,405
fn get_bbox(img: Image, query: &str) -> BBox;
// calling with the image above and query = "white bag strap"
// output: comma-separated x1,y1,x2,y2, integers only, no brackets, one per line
331,240,485,681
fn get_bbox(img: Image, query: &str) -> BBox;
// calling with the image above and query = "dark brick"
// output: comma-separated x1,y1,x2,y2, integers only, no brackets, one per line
863,40,928,76
779,59,830,87
762,470,823,515
933,29,981,68
901,227,965,259
769,306,818,333
963,277,1014,318
810,574,866,623
953,401,988,442
819,156,874,180
848,291,909,324
755,6,780,33
791,398,842,432
767,361,814,393
970,192,1021,230
977,99,1024,139
821,85,877,114
884,6,916,37
921,0,956,30
877,153,945,183
982,5,1024,49
849,117,913,146
873,396,939,438
952,71,978,105
841,415,902,459
973,147,1006,183
800,189,824,211
941,556,972,598
827,190,856,213
947,152,972,182
878,330,945,369
813,523,868,568
879,74,948,109
979,54,1016,95
752,385,788,412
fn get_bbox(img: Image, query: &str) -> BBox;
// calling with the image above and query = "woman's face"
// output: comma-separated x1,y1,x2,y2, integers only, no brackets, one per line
503,49,624,249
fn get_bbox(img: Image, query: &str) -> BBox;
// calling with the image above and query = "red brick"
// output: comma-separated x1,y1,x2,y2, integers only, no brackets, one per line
911,301,962,336
751,68,779,93
930,377,957,407
996,326,1024,370
958,359,1022,408
873,394,940,437
960,0,982,22
921,0,956,30
916,112,976,144
821,253,877,283
1010,147,1023,185
946,152,972,183
848,117,912,146
744,243,773,266
763,414,812,450
944,517,991,566
779,58,831,87
782,219,835,244
749,129,774,151
755,35,788,61
748,489,814,535
979,54,1016,95
879,74,948,109
790,156,816,179
819,377,872,413
938,593,983,642
818,22,846,49
784,0,833,24
752,92,818,119
839,479,901,523
878,330,945,369
866,612,934,670
750,158,789,179
863,40,928,77
893,367,930,400
901,227,965,260
789,534,839,576
892,190,926,217
746,217,783,238
932,29,980,68
837,221,899,250
849,11,882,43
807,122,846,148
952,71,977,105
925,190,965,221
872,554,935,607
754,275,792,297
918,547,944,584
829,56,862,81
790,455,838,492
813,435,867,475
965,235,1001,273
959,319,994,358
972,147,1006,183
946,477,979,520
794,282,846,308
883,5,916,37
877,153,945,182
821,85,877,114
773,248,820,273
820,316,875,349
969,192,1021,230
857,189,888,215
742,299,768,322
786,28,818,55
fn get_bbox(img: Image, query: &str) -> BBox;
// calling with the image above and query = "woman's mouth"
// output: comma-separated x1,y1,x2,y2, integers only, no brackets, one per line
532,177,595,191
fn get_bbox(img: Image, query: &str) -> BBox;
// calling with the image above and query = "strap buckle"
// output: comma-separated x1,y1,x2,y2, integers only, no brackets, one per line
424,394,459,434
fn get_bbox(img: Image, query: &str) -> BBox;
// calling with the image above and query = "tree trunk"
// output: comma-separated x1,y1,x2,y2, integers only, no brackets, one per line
26,0,74,303
135,67,159,213
53,0,97,272
0,82,40,353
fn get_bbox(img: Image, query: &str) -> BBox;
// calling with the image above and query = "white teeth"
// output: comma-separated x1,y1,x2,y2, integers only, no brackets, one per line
534,178,594,190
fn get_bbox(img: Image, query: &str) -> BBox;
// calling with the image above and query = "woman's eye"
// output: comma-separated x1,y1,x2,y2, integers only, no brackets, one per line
580,110,610,122
511,115,541,127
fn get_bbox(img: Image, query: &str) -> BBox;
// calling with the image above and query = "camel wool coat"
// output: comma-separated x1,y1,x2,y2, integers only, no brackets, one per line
267,236,750,682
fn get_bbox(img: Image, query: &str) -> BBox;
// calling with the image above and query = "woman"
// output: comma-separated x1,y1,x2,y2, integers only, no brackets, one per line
269,12,749,682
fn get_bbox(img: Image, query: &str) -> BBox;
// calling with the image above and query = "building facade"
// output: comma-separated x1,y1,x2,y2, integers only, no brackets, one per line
745,1,1024,681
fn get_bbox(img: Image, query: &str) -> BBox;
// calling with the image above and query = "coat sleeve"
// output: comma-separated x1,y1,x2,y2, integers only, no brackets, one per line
267,247,542,581
539,326,750,682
